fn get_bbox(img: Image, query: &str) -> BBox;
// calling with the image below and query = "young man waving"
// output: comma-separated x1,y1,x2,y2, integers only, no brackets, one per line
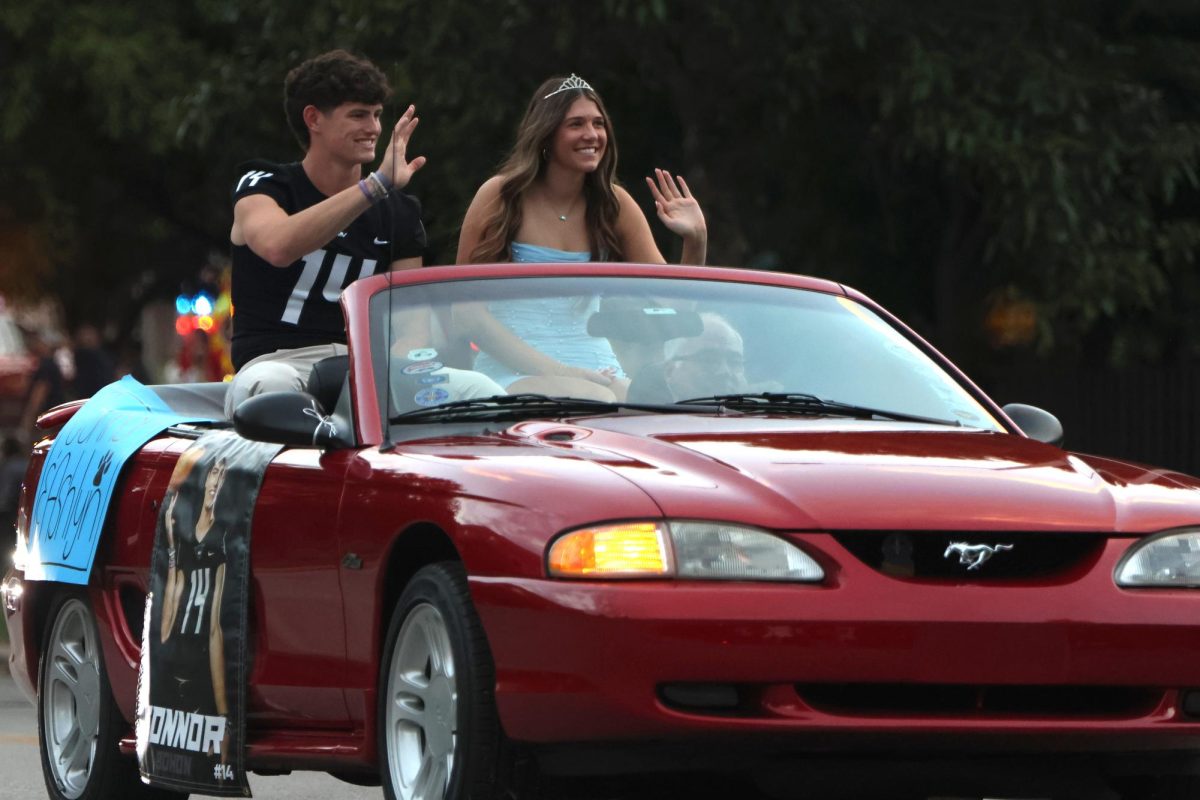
225,49,427,416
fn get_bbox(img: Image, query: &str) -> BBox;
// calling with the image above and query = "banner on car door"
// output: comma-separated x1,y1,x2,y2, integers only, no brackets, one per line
135,430,281,796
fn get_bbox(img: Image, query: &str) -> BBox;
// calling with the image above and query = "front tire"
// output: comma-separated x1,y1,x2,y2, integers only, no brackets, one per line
37,591,184,800
378,562,508,800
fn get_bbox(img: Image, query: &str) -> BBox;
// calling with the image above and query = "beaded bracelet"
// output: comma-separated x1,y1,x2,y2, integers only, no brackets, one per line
358,170,393,203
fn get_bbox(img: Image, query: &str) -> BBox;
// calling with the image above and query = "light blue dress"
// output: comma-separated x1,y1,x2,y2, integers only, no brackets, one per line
472,242,624,388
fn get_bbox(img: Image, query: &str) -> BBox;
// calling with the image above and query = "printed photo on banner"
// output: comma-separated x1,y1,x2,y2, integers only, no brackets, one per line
136,430,281,796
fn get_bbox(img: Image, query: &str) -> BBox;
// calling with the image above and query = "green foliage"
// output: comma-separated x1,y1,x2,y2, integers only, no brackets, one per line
2,0,1199,367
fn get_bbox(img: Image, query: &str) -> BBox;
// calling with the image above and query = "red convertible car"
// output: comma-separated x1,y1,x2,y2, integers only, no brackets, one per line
5,263,1200,800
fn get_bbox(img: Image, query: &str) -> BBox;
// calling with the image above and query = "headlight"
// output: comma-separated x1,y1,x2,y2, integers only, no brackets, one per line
1115,529,1200,587
1,577,21,612
11,504,27,573
547,520,824,582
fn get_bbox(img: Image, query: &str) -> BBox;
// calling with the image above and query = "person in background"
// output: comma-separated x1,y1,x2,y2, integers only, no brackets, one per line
115,339,152,384
70,322,116,398
19,331,67,434
165,330,225,384
454,73,707,400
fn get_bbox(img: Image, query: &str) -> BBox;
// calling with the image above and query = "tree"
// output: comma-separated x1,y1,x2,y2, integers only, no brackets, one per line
3,0,1199,371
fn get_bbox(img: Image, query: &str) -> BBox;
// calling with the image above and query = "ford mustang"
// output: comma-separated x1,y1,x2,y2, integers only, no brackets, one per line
5,263,1200,800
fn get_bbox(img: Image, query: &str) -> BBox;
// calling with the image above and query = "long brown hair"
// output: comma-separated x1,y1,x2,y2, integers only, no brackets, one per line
471,75,623,263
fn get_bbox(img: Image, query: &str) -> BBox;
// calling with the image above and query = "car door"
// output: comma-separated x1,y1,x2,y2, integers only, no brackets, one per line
163,438,354,729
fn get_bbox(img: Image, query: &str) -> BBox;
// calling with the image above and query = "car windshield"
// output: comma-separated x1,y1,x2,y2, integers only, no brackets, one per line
368,275,1002,431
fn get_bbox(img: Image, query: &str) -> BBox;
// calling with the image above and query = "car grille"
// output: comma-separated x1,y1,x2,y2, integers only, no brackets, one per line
795,683,1160,718
832,531,1105,581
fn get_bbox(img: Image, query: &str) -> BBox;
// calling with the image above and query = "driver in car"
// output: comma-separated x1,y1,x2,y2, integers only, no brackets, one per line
662,312,748,401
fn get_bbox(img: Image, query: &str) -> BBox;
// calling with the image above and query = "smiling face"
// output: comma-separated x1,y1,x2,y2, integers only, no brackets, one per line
308,101,384,165
203,459,228,513
547,97,607,173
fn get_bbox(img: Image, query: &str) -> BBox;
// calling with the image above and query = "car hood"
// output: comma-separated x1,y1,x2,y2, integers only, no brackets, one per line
509,415,1200,533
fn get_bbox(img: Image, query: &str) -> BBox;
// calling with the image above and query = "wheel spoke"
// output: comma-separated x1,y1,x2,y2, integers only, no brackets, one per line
58,616,87,662
430,758,449,799
412,754,441,800
420,617,453,680
392,670,428,725
409,754,429,795
396,667,429,696
392,697,425,727
51,657,80,694
58,724,89,775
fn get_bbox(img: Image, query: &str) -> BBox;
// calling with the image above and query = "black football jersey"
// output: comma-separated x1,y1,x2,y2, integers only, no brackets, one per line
229,160,426,368
160,527,226,715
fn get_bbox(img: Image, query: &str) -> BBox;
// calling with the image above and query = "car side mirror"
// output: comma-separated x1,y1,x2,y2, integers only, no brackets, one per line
233,391,349,449
1001,403,1064,447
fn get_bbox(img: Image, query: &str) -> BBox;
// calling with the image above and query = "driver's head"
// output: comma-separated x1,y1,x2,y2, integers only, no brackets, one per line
663,313,747,400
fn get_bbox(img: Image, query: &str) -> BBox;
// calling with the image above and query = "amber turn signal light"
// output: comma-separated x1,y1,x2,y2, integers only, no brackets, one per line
547,522,671,578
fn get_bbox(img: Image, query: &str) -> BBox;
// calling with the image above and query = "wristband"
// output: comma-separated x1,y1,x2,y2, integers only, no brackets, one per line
369,170,393,191
366,171,391,198
359,171,391,204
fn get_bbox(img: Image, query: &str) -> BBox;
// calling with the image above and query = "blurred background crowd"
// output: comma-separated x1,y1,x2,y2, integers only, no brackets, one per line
1,0,1200,474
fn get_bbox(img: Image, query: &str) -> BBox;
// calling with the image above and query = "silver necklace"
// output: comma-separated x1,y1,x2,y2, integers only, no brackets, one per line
544,189,581,221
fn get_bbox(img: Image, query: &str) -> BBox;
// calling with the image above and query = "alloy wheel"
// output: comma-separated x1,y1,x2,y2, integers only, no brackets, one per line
42,598,103,799
384,602,458,800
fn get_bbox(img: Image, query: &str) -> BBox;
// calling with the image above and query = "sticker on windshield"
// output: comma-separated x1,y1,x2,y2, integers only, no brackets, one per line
401,360,444,375
414,388,450,407
407,348,438,361
642,307,677,315
418,373,449,385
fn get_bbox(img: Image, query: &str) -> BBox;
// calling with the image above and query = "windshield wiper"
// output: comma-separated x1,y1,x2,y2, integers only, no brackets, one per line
391,391,960,427
389,393,677,423
673,392,961,427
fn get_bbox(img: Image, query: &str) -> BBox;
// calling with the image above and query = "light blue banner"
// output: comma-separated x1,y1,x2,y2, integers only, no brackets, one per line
26,376,220,583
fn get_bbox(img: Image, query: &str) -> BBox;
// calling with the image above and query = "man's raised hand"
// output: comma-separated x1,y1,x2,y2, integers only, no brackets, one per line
378,104,427,190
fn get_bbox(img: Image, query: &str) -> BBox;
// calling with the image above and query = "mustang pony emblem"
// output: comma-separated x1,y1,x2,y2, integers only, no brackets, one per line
944,542,1014,570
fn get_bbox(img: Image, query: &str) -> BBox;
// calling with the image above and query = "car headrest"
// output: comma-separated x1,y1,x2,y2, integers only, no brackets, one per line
306,355,349,412
586,308,703,341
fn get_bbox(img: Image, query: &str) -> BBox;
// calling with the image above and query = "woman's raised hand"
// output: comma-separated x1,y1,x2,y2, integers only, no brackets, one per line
646,168,706,242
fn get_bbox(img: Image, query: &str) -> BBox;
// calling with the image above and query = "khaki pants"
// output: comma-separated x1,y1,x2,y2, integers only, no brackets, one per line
224,343,347,419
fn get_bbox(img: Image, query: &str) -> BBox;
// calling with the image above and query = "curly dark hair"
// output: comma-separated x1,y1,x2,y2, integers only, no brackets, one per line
284,49,392,149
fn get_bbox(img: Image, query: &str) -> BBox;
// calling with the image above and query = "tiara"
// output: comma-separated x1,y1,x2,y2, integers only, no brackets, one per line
543,74,593,99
